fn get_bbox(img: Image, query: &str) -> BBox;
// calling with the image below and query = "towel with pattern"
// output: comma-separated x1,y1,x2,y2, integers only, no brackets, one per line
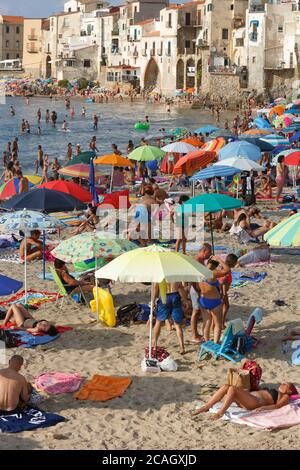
0,406,65,433
0,290,61,308
74,374,132,401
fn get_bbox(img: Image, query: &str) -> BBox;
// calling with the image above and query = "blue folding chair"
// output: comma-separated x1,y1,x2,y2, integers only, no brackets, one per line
198,325,245,363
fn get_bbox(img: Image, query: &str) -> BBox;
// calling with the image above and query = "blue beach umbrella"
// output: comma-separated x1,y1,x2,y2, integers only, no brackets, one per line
194,125,219,134
219,141,261,162
0,275,23,296
239,136,274,152
190,165,239,181
254,116,273,129
89,158,99,203
270,144,291,155
260,135,290,147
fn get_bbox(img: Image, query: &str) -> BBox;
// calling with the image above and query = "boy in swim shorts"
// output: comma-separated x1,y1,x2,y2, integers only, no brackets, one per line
152,282,189,354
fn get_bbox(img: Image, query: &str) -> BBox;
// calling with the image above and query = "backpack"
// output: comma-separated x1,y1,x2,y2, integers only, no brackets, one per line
242,360,262,391
0,329,19,348
117,303,141,325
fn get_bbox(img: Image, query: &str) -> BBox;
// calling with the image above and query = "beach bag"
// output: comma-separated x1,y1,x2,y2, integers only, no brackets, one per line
0,329,19,348
34,372,82,394
141,358,160,373
144,346,170,362
134,304,151,322
227,368,251,391
232,332,255,355
242,360,262,391
117,303,140,325
159,356,178,372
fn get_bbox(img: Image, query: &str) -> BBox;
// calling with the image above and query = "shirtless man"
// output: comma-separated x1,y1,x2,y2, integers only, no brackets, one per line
19,230,43,262
152,282,189,354
16,170,29,193
66,143,73,161
152,183,168,204
0,355,30,412
35,145,44,174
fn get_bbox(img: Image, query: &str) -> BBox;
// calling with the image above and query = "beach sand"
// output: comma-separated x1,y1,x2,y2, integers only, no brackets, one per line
0,208,299,450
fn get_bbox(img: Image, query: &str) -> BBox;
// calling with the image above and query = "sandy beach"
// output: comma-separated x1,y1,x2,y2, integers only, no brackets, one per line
0,203,299,451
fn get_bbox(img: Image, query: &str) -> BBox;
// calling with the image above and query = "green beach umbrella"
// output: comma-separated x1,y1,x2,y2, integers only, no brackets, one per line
128,145,165,162
66,151,96,166
177,193,244,252
264,213,300,247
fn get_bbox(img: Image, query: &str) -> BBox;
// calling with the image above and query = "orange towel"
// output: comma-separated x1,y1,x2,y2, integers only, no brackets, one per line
74,374,132,401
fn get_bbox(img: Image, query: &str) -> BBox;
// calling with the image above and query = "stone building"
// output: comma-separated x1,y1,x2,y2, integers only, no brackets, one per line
0,15,24,72
23,18,44,78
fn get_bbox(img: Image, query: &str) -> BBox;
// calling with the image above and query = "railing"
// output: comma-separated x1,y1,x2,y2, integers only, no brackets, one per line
0,64,23,71
26,44,40,53
249,4,265,13
111,48,119,54
121,75,139,83
197,39,208,48
28,35,38,41
208,65,239,75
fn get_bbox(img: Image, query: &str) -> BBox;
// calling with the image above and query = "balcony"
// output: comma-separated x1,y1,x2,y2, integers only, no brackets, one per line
249,32,258,42
249,4,265,13
0,61,23,71
121,74,139,83
196,39,209,48
112,28,119,36
28,35,38,41
26,43,40,53
208,65,244,75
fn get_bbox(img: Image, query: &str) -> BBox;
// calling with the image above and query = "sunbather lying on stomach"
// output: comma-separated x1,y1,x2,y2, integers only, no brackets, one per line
192,382,298,420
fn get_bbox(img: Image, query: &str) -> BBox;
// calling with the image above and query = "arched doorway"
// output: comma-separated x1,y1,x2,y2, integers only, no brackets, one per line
186,58,195,89
144,59,160,91
46,55,51,78
176,59,184,89
196,59,202,90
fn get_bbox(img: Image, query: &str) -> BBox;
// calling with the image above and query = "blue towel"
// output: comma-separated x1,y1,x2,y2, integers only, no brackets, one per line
232,272,267,284
0,275,23,296
14,330,60,348
0,406,65,433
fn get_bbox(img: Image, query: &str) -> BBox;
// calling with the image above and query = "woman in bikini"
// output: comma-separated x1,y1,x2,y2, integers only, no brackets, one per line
54,258,94,296
192,382,297,420
2,304,58,336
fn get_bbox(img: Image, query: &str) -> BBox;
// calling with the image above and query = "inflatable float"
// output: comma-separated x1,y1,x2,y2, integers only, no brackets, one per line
90,287,116,327
134,122,150,130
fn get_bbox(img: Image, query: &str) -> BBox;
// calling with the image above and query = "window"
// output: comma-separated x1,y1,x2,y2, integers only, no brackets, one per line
5,40,9,48
97,3,103,8
236,38,244,47
185,40,191,49
65,60,74,67
68,7,71,12
168,13,172,28
167,41,171,55
84,59,91,68
252,56,256,63
145,41,148,50
222,29,229,40
16,26,20,34
6,53,10,60
16,53,20,59
185,13,191,26
230,4,234,10
290,52,294,68
63,18,70,27
207,4,213,12
6,26,9,34
122,24,125,30
278,26,283,33
134,6,137,12
16,40,20,49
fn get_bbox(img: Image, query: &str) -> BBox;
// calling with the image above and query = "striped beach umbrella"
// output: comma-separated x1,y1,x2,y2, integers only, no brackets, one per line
264,213,300,247
0,178,34,199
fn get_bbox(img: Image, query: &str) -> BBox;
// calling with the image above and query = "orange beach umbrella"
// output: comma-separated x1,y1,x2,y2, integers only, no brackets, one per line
172,151,216,176
94,154,134,167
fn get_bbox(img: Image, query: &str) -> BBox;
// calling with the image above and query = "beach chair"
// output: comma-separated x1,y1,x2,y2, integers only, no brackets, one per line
49,266,88,309
198,325,245,363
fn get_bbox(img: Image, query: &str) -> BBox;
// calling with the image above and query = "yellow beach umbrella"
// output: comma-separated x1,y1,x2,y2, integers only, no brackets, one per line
95,245,211,358
24,175,42,185
264,213,300,247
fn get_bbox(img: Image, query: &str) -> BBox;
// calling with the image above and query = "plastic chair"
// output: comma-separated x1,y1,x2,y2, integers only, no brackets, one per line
49,266,88,309
198,325,245,363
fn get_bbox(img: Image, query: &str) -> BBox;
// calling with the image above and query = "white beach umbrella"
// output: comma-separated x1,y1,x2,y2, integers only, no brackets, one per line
161,142,197,153
214,157,264,172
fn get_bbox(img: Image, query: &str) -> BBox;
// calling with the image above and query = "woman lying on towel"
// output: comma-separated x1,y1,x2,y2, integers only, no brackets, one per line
192,383,298,420
2,304,58,336
282,330,300,342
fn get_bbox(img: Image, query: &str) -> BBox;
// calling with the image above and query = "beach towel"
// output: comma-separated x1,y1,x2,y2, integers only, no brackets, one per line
0,290,61,308
0,252,20,264
0,275,23,296
0,406,65,433
34,372,81,394
231,271,267,288
74,374,132,401
0,325,72,348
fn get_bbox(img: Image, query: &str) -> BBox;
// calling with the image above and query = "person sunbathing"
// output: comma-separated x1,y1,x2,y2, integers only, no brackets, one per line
281,330,300,342
71,207,99,235
0,355,30,412
255,176,272,199
2,304,58,336
19,230,43,262
54,258,94,296
192,382,298,420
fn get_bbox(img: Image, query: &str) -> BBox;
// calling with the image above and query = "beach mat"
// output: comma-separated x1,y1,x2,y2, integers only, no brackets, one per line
74,374,132,401
231,271,267,288
0,290,61,308
0,324,72,348
0,406,65,433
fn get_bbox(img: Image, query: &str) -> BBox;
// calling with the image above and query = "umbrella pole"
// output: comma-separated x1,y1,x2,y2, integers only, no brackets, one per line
109,166,114,193
149,284,154,360
209,213,215,255
192,181,195,198
43,230,46,280
24,233,27,303
95,253,99,322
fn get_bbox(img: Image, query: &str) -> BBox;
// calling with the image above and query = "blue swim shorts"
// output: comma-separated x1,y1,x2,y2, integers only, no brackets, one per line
156,292,184,324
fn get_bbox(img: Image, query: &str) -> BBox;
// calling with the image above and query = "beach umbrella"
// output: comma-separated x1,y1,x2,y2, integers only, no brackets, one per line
260,135,290,147
0,275,23,296
284,108,300,115
254,117,273,129
24,175,43,185
0,178,35,200
180,137,204,148
209,129,234,139
202,137,226,153
94,154,133,193
66,151,96,166
269,105,285,118
177,193,243,252
284,151,300,166
219,141,261,162
244,129,270,136
190,165,240,181
95,245,211,358
0,211,66,296
172,151,216,176
58,163,106,179
214,157,264,172
161,142,197,153
2,188,85,213
37,180,92,203
264,213,300,247
89,159,99,203
238,136,274,152
194,125,219,134
128,145,165,162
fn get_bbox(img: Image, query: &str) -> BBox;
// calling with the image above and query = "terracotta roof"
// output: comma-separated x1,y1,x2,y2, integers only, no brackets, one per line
134,19,155,26
2,16,24,24
166,1,204,10
143,31,160,37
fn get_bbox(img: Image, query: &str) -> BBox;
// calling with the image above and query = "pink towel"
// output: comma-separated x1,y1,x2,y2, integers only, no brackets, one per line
238,401,300,430
34,372,82,394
